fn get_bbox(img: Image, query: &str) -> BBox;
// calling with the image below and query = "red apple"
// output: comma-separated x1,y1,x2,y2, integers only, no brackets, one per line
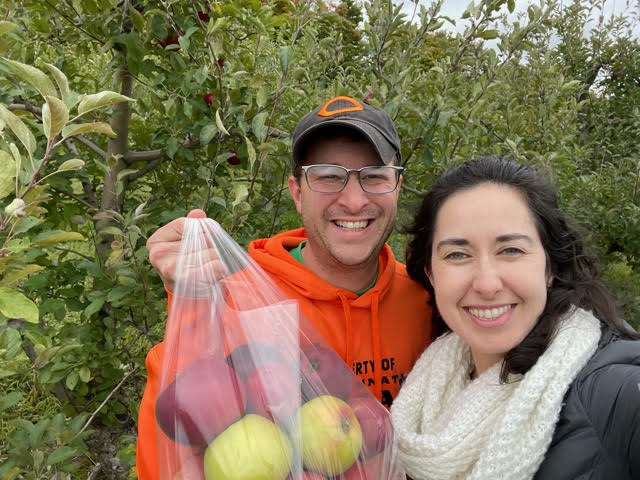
217,58,226,68
155,356,246,447
349,395,391,459
203,92,215,106
197,11,210,22
363,92,373,105
227,148,241,165
225,342,287,381
342,453,385,480
173,455,206,480
300,343,353,401
246,361,301,422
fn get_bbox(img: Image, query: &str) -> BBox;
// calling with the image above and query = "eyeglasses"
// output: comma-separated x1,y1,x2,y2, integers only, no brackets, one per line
300,164,404,194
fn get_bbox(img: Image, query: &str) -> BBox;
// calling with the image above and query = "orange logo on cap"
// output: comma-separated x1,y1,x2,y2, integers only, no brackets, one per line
317,96,364,117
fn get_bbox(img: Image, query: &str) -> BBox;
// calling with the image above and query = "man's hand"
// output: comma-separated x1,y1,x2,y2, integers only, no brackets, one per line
147,209,225,293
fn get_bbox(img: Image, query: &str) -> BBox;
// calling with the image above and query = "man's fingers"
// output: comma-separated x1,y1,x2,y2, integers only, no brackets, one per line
146,217,187,248
187,209,206,219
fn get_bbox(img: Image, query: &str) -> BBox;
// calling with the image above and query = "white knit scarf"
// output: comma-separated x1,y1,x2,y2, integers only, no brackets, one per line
391,307,602,480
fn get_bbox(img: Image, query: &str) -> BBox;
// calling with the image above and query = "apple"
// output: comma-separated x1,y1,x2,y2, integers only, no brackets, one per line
218,58,226,68
292,395,362,476
246,361,301,422
155,356,246,447
203,92,215,106
349,395,391,458
363,92,373,105
227,148,241,165
300,344,353,401
342,453,384,480
225,342,287,381
203,414,293,480
173,455,206,480
197,10,210,22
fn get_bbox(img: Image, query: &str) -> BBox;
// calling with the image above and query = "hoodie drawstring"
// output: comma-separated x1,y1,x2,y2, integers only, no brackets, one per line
338,292,353,368
370,291,383,401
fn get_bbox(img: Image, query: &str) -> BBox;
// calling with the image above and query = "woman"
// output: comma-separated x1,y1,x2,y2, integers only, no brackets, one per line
390,156,640,480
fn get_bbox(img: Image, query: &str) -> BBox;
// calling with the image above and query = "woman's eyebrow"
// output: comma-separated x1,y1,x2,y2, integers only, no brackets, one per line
496,233,533,244
435,238,468,252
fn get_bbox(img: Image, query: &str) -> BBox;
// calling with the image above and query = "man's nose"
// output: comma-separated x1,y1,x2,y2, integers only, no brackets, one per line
337,172,369,210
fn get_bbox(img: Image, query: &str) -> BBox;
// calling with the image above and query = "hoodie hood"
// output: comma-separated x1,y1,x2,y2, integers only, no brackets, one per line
248,228,397,305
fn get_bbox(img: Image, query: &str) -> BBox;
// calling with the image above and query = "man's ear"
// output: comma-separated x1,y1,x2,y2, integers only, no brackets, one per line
288,175,303,214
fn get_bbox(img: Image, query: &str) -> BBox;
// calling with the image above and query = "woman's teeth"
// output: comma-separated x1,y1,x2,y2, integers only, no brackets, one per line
467,305,512,320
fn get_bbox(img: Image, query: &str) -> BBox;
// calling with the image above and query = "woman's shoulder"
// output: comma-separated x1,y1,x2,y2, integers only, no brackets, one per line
566,328,640,436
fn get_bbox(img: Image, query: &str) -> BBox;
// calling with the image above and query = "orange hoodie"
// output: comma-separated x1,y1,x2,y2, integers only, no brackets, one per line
136,228,432,480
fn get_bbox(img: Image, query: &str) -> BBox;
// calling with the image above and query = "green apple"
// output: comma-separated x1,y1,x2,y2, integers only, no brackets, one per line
293,395,362,476
203,414,293,480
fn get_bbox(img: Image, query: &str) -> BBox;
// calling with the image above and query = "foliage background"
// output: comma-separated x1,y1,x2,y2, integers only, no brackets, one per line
0,0,638,477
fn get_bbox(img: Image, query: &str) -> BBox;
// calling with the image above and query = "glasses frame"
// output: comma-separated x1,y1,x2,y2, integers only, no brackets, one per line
299,164,404,194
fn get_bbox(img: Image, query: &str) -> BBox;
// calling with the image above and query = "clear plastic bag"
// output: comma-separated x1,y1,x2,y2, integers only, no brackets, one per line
154,218,405,480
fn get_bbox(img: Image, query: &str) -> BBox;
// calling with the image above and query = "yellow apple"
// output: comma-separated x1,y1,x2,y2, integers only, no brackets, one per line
203,414,293,480
293,395,362,476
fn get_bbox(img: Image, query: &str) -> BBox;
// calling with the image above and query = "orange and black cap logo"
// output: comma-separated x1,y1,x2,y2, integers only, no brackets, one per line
317,96,364,117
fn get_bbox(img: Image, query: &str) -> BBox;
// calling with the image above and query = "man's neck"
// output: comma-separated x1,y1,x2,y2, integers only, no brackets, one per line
300,243,379,292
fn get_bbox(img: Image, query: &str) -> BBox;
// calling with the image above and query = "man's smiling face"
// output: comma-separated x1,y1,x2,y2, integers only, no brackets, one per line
288,136,401,274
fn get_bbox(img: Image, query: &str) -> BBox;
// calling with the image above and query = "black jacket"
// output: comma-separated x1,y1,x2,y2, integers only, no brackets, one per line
534,328,640,479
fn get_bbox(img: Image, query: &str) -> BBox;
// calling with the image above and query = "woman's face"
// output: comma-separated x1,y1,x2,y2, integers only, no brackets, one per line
428,183,550,375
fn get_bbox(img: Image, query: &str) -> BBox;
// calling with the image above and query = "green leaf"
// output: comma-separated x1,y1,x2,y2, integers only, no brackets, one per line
0,21,17,36
256,87,268,108
244,136,256,170
200,123,217,146
252,111,268,141
77,91,134,117
79,366,91,383
477,29,499,40
43,63,70,104
42,96,69,140
507,0,515,13
84,298,104,318
66,371,79,390
57,158,85,172
0,264,45,288
46,446,77,466
0,288,39,323
279,45,293,74
215,109,230,135
0,150,15,199
31,231,85,247
0,58,58,98
0,104,36,161
0,391,23,411
62,121,116,138
207,17,229,35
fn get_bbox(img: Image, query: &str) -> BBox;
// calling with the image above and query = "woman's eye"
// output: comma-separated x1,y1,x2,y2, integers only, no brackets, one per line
444,251,468,260
500,247,524,255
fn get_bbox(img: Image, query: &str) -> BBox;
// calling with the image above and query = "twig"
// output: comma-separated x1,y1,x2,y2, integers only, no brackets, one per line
74,366,138,439
87,463,102,480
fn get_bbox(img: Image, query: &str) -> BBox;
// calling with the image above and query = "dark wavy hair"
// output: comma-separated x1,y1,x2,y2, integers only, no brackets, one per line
406,156,638,381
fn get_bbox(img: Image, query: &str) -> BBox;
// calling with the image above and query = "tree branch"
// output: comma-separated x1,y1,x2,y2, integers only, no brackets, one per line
50,185,98,209
122,157,164,183
74,135,108,159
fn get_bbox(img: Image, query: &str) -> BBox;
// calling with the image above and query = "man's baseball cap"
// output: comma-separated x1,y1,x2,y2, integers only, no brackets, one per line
291,96,401,173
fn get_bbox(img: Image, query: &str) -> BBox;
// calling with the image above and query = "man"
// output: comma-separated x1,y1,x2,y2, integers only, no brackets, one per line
136,96,432,479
